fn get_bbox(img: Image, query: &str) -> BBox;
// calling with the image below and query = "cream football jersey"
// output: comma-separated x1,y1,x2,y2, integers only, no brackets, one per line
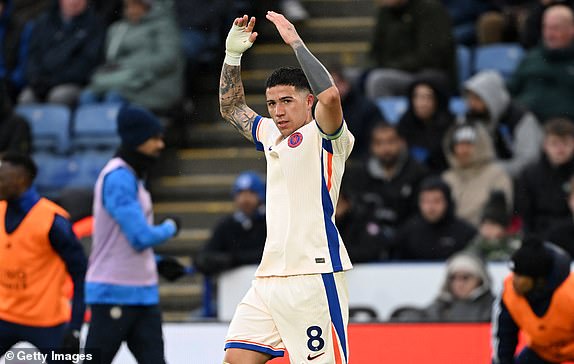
251,116,355,277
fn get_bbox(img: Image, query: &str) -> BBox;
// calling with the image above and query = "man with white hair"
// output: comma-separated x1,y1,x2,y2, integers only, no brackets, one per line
508,4,574,122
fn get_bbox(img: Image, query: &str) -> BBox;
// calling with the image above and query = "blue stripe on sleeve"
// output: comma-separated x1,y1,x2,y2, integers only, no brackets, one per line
251,115,264,151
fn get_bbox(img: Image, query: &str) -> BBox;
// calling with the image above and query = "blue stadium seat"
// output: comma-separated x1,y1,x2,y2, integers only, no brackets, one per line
456,45,472,86
473,43,525,80
66,150,114,189
449,97,467,117
15,104,71,154
375,97,408,124
72,103,121,150
32,152,76,195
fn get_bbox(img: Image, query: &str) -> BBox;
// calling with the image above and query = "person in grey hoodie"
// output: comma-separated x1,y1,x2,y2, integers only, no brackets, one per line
79,0,183,111
464,70,543,178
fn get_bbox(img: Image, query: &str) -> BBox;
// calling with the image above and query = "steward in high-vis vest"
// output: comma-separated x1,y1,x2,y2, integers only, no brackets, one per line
0,152,87,359
492,236,574,364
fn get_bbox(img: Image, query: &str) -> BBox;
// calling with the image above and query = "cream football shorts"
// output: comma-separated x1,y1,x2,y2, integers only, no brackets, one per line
225,271,349,363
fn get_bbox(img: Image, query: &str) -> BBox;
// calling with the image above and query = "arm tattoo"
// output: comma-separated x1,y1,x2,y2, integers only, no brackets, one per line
219,63,256,142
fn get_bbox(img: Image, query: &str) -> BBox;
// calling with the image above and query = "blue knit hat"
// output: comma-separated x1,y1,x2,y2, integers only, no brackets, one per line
117,105,164,148
233,171,265,202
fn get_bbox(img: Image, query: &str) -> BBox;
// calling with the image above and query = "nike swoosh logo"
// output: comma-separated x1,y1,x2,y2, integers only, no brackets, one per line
307,352,325,360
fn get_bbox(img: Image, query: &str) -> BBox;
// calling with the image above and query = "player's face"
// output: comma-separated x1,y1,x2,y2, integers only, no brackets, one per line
266,85,313,137
136,136,165,158
512,274,535,296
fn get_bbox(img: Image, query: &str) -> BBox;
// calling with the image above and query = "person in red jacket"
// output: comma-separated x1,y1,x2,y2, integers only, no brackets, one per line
492,236,574,364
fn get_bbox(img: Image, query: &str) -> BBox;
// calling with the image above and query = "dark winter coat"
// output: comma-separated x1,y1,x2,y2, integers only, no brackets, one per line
516,154,574,235
25,3,105,94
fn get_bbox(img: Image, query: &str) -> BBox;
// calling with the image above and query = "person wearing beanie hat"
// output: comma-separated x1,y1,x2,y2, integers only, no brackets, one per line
492,236,574,364
117,104,164,150
465,190,520,261
232,171,266,202
195,171,266,275
84,104,179,364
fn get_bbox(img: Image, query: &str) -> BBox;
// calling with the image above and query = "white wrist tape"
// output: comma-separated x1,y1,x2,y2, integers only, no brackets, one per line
224,24,254,66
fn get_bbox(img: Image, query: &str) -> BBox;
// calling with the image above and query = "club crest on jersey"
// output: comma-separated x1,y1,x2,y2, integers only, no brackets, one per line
288,132,303,148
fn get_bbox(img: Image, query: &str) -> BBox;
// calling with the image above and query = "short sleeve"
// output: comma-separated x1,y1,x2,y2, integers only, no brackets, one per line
319,120,354,157
251,116,275,151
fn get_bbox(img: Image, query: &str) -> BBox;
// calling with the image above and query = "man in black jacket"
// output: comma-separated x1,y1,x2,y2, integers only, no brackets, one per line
18,0,105,106
517,118,574,235
344,123,428,246
392,176,476,260
195,171,266,275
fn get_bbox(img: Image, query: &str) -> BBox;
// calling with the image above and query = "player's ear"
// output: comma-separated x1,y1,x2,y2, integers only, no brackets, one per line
306,93,314,108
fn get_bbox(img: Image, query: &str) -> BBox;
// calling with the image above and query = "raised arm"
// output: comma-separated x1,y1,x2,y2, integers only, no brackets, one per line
266,11,343,135
219,15,259,141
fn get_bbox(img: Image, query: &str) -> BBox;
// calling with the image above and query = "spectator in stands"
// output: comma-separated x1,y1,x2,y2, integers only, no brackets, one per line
516,118,574,235
80,0,183,112
465,190,521,261
492,236,574,364
390,252,494,322
344,123,428,245
335,189,390,261
92,0,123,26
442,122,513,226
0,83,30,155
441,0,496,45
0,0,34,102
520,0,574,49
331,64,385,159
0,152,87,358
365,0,456,98
19,0,105,107
425,252,494,322
392,176,476,261
508,4,574,122
397,77,455,174
546,174,574,259
194,171,266,275
175,0,227,98
464,70,542,178
84,105,180,364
